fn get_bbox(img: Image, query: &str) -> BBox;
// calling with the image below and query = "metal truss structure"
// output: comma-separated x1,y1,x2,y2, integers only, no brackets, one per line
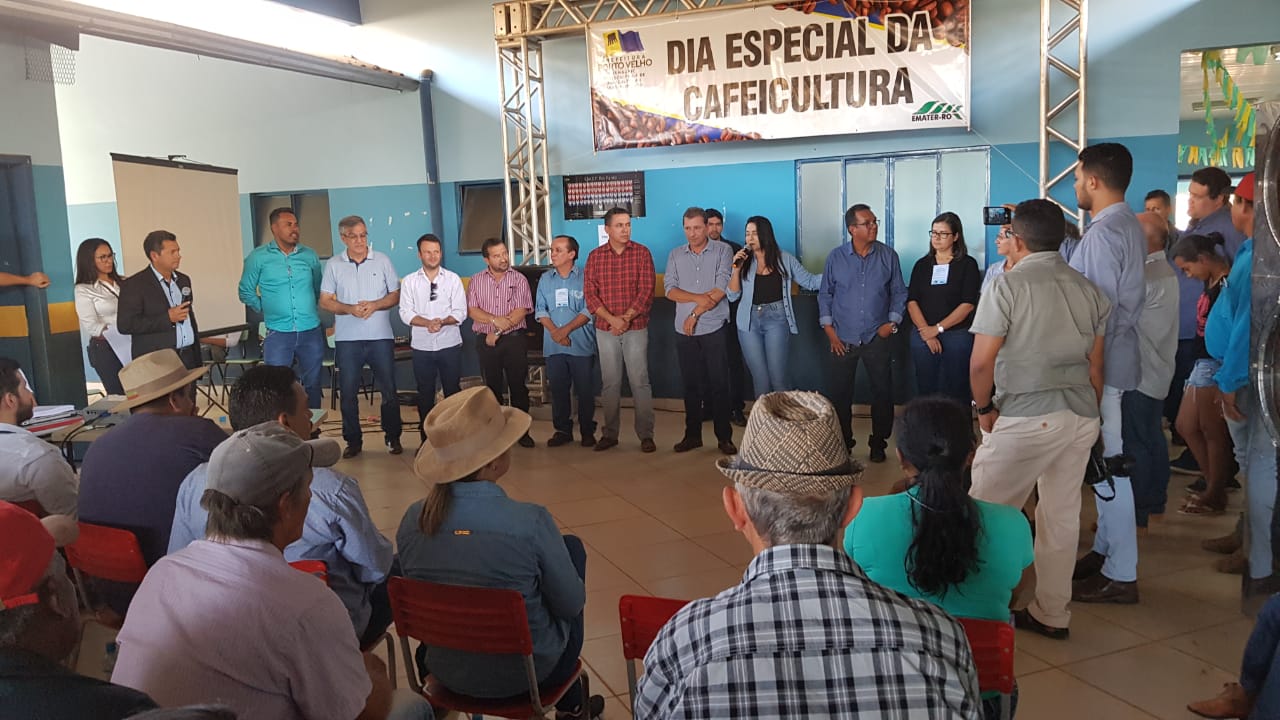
1038,0,1088,221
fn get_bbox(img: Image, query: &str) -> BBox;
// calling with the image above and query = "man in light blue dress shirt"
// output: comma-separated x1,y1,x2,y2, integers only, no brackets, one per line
1069,143,1146,605
535,235,597,448
665,208,736,455
818,204,907,464
168,365,395,649
320,216,403,457
238,208,325,409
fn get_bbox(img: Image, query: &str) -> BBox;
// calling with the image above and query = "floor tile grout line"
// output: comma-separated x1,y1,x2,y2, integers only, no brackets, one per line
1017,666,1162,719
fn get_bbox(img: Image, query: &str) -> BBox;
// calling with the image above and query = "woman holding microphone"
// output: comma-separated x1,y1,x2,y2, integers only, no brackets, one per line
726,216,822,397
73,237,130,395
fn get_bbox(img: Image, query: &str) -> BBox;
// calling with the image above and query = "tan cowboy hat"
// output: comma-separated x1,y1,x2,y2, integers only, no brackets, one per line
113,349,207,412
413,386,531,486
717,391,863,495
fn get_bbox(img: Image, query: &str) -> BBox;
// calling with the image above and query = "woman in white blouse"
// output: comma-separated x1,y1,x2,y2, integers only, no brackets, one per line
73,238,129,395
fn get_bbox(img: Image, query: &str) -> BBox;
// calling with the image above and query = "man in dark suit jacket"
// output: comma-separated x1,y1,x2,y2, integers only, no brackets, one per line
117,231,201,370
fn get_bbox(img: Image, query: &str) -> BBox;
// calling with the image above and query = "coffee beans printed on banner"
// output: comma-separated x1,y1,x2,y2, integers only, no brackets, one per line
592,90,762,149
773,0,970,48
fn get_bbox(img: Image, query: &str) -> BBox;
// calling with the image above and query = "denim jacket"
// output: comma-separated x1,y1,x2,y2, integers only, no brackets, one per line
727,251,822,334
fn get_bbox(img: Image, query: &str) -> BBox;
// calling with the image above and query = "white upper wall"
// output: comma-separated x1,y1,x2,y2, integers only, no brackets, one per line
56,35,426,205
0,31,63,166
362,0,506,183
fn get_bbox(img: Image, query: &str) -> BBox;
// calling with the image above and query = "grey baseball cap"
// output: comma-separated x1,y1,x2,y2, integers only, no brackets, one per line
207,422,341,506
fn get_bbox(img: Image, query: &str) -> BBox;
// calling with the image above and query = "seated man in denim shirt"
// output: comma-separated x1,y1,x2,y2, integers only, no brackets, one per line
168,365,394,649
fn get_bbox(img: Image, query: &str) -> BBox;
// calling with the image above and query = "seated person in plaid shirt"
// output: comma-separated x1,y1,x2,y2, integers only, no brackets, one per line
636,391,981,719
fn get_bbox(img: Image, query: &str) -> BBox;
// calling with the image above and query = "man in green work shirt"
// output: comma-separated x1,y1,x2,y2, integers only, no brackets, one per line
238,207,325,409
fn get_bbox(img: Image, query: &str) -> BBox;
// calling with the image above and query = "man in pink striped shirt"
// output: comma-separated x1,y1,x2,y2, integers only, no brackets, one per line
467,238,536,447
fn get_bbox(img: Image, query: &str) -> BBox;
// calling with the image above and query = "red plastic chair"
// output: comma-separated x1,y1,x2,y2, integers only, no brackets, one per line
388,576,588,719
286,559,397,687
618,594,690,706
288,559,330,586
64,522,148,608
959,618,1016,720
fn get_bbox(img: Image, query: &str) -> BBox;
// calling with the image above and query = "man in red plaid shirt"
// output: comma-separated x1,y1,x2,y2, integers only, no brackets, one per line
467,238,536,448
584,208,657,453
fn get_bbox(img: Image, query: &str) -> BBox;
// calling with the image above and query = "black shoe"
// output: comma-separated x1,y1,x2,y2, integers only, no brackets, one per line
556,694,605,720
594,436,618,452
518,433,536,448
1186,477,1208,493
386,440,403,455
1013,609,1069,640
869,446,887,463
640,438,657,453
718,441,738,455
547,432,573,447
1171,451,1201,476
731,410,748,427
674,437,703,453
1073,550,1106,581
342,445,362,459
1072,575,1139,604
580,434,597,448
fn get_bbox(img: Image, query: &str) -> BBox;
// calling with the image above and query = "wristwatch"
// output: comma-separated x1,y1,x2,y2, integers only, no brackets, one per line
974,400,997,415
937,324,945,334
890,323,899,334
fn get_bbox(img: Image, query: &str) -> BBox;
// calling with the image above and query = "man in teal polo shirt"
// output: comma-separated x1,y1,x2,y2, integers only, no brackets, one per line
238,207,325,409
535,235,597,447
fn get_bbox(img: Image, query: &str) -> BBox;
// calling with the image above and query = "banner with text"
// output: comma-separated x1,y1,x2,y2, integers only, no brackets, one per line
588,1,970,151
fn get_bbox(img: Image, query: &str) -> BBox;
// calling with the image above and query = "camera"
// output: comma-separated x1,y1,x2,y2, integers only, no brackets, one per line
983,206,1011,225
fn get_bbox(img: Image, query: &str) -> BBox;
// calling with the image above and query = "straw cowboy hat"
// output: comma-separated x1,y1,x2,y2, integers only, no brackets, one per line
113,349,207,412
717,391,863,495
413,386,532,486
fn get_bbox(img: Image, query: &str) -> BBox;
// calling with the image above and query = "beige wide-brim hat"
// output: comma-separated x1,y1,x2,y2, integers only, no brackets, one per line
112,349,207,412
717,391,863,495
413,386,532,486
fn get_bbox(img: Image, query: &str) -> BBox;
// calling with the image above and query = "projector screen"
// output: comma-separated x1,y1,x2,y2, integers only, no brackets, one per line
112,154,246,333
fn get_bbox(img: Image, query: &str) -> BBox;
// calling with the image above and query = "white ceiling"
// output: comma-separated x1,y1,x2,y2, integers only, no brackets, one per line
1181,46,1280,120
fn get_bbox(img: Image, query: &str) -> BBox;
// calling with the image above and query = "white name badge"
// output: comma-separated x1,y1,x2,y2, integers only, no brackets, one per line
555,288,570,307
931,264,950,286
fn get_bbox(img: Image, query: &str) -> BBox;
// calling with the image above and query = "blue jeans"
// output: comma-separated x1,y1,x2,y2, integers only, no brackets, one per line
909,328,974,402
738,301,792,397
263,326,326,409
1243,593,1280,717
335,339,402,447
1122,390,1169,527
1225,389,1278,580
411,346,462,439
547,354,596,438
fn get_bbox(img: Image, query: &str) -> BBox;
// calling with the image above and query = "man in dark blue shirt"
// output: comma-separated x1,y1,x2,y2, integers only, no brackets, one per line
818,204,907,463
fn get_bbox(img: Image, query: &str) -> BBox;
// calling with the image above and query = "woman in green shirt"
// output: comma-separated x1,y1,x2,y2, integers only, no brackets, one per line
844,397,1033,717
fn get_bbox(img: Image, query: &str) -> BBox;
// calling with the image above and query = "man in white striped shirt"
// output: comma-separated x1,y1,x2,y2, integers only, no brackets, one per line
399,234,467,443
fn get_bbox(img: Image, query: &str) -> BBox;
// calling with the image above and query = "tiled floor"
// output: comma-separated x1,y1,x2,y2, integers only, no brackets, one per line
84,397,1259,719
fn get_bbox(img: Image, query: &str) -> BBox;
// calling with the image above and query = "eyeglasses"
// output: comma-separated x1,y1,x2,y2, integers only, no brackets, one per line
998,229,1016,240
95,252,115,260
853,219,879,228
928,231,955,238
429,282,438,301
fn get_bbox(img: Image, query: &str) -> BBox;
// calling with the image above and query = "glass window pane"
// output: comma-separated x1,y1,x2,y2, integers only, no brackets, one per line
890,156,939,282
797,160,844,275
939,150,989,269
